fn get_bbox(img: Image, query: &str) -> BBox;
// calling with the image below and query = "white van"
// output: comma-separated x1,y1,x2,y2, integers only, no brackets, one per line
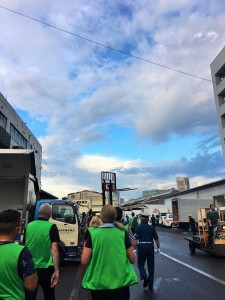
163,213,177,228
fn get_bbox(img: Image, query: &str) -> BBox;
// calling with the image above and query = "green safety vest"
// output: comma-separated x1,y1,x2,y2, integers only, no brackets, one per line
0,243,25,300
82,227,138,290
25,220,54,268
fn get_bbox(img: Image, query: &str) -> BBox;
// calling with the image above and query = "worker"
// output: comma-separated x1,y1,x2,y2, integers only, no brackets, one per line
188,215,197,235
0,209,37,299
135,212,160,290
83,215,102,247
81,205,138,300
25,203,60,300
207,204,221,249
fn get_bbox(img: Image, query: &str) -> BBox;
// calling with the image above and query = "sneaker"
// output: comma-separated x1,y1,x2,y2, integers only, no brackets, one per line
148,283,153,290
143,278,148,288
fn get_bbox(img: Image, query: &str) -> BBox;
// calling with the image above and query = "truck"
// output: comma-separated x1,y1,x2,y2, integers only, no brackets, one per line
0,149,83,264
171,198,215,228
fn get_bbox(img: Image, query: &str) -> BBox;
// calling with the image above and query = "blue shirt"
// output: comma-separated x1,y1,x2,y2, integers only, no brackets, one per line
135,223,159,242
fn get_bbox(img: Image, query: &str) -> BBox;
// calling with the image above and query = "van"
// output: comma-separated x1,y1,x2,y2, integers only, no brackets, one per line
164,213,177,228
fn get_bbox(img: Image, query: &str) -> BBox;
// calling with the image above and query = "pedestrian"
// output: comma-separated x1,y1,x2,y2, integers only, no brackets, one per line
151,214,156,228
83,215,102,247
131,215,138,234
207,204,221,249
135,212,160,290
188,215,197,235
115,207,137,249
25,203,60,300
0,209,37,300
81,204,138,300
129,212,135,225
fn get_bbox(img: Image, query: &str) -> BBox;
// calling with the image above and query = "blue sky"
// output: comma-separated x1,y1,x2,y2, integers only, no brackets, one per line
1,0,225,199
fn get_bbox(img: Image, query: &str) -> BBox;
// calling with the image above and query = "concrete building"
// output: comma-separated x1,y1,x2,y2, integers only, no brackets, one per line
176,176,190,192
211,47,225,162
67,190,103,214
143,188,175,197
0,92,42,186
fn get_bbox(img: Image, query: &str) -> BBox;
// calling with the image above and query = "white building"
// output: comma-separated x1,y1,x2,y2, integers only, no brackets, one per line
0,92,42,186
211,47,225,162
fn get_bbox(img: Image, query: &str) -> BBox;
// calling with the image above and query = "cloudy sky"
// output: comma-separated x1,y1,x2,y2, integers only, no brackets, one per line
1,0,225,200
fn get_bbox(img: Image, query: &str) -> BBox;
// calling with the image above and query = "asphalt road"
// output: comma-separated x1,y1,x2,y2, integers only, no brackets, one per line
37,226,225,300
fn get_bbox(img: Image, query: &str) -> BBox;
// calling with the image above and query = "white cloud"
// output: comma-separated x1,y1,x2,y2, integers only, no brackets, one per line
1,0,225,198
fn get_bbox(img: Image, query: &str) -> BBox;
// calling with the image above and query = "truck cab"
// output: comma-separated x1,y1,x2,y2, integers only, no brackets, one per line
33,199,83,264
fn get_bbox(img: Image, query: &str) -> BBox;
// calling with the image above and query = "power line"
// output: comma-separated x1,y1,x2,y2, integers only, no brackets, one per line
0,5,223,86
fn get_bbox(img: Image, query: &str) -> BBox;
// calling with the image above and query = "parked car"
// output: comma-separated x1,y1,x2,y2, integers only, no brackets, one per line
158,213,167,225
163,213,177,228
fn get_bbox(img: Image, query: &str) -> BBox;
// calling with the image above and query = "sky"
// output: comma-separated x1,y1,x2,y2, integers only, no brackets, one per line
1,0,225,200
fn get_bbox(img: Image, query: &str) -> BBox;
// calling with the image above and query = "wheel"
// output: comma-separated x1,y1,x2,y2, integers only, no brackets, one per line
189,242,196,254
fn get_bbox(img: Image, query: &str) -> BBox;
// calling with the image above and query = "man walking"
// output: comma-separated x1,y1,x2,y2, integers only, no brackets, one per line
135,212,160,290
188,215,197,235
25,203,60,300
0,209,37,299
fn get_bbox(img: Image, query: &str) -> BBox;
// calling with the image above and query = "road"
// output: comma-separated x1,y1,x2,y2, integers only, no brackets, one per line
37,226,225,300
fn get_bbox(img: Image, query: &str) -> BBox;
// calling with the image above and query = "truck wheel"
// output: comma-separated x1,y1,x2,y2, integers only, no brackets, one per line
189,242,196,254
59,247,65,266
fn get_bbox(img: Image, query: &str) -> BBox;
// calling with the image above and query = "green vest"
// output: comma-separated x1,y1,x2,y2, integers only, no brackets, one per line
82,227,138,290
26,220,54,268
0,243,25,300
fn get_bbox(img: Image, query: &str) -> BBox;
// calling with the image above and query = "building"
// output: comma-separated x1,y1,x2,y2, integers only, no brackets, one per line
67,190,103,214
0,92,42,186
176,177,190,192
143,189,175,197
211,47,225,162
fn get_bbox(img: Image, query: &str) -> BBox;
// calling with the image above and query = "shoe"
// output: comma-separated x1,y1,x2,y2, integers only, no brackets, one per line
148,282,153,290
143,278,148,288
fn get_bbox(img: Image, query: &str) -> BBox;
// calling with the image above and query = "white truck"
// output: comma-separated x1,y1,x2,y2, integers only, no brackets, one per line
172,198,214,227
0,149,83,264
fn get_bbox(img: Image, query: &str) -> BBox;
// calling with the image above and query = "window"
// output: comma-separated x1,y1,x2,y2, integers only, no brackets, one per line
0,112,7,129
10,124,27,148
52,204,76,224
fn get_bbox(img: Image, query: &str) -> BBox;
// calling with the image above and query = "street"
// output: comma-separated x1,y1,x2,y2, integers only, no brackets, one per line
37,226,225,300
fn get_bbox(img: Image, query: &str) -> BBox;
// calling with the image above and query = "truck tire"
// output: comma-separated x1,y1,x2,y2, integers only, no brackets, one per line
189,242,196,254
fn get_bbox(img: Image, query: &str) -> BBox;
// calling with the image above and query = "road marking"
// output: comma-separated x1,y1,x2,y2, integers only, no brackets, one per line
157,250,225,286
153,277,162,293
69,264,84,300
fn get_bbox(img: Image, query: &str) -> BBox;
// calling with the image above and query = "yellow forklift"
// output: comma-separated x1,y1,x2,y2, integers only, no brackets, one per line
185,207,225,256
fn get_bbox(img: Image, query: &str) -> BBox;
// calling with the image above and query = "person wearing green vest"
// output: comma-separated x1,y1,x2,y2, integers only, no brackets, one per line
0,209,37,300
81,205,138,300
83,215,102,247
25,203,60,300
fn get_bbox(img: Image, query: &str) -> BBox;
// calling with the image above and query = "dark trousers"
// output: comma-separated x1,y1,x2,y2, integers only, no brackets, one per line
137,244,154,287
91,286,130,300
26,266,55,300
208,225,214,246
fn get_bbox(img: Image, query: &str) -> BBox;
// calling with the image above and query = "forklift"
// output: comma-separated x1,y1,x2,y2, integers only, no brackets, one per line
185,207,225,256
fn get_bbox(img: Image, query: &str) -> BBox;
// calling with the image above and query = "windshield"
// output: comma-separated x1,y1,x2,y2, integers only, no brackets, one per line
52,204,76,224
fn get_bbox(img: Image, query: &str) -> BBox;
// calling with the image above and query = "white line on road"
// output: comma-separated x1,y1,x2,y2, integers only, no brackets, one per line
156,250,225,286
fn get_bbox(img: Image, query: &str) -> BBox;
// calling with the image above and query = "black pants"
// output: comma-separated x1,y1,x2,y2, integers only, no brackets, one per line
208,225,214,247
26,266,55,300
91,286,130,300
